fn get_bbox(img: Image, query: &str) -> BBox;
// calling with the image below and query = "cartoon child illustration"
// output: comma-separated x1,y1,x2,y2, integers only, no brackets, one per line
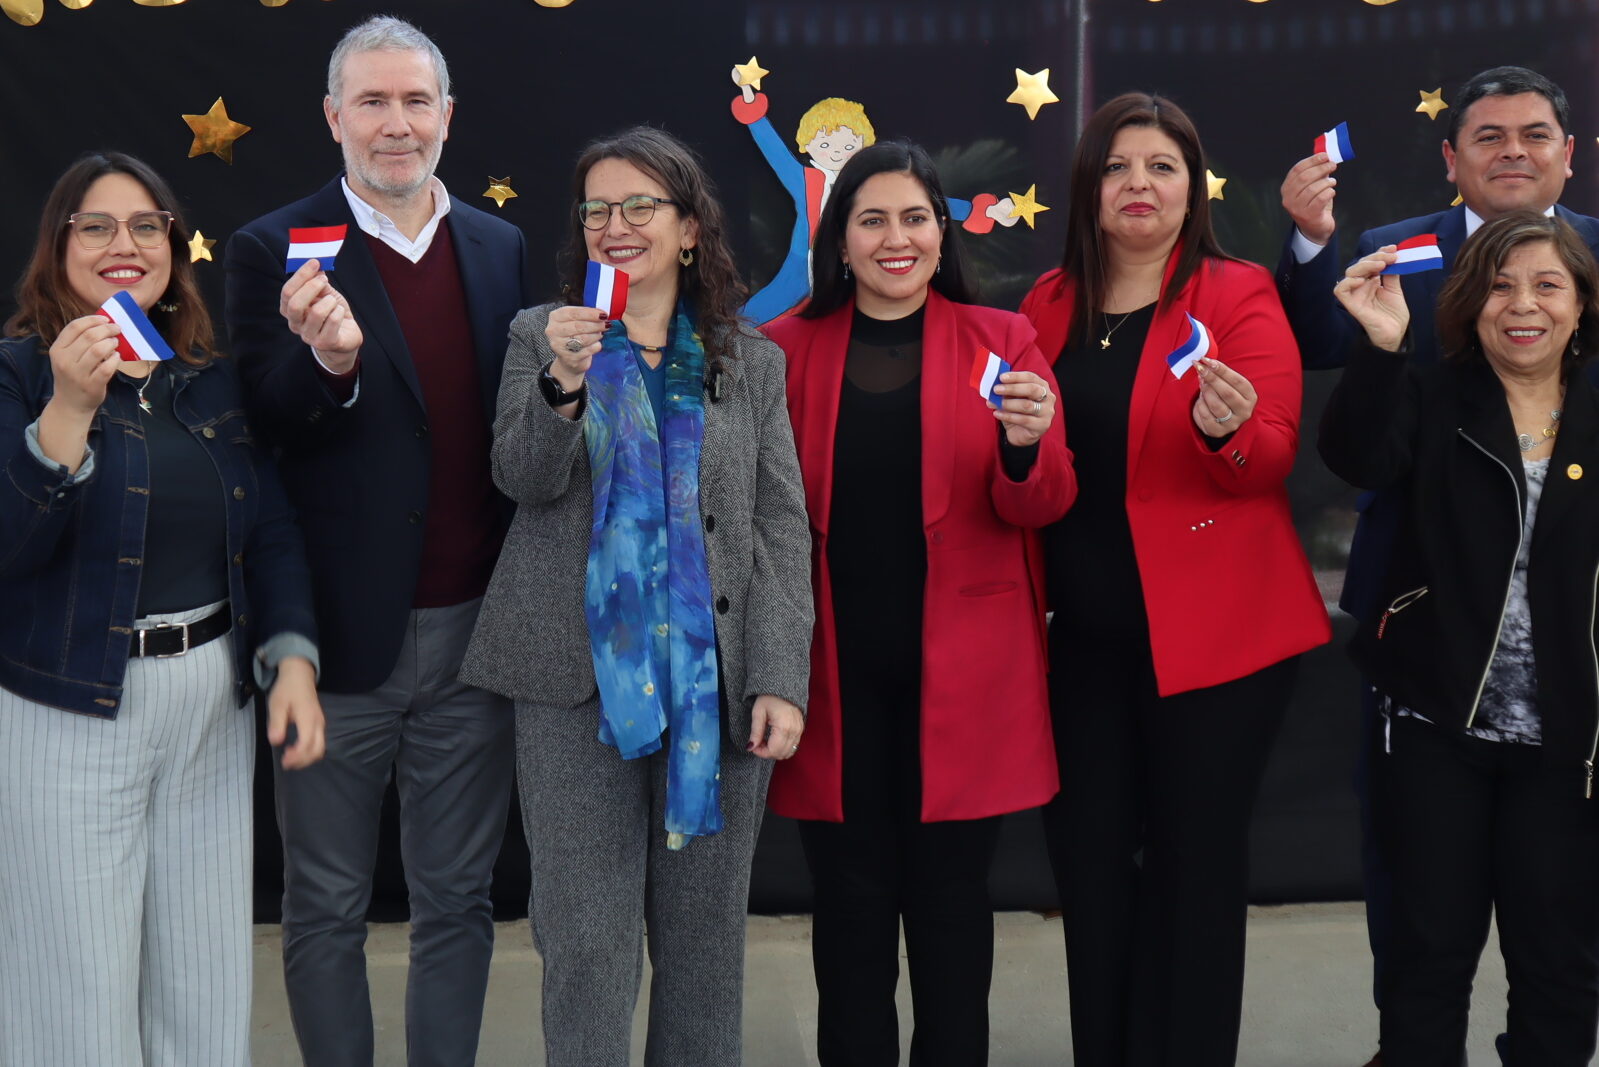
732,71,1017,326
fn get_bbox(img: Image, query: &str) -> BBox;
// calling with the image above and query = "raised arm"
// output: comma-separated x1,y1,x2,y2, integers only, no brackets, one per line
488,304,590,506
223,227,362,450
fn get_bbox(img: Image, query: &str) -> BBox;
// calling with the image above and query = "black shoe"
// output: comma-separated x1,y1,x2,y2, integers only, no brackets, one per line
1495,1031,1510,1065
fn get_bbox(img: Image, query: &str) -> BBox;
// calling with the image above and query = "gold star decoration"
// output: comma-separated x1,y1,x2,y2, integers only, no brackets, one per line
183,98,251,164
1006,68,1059,121
1416,88,1449,121
188,230,217,263
1207,170,1227,200
1,0,42,26
1006,184,1050,229
482,177,518,209
732,56,770,91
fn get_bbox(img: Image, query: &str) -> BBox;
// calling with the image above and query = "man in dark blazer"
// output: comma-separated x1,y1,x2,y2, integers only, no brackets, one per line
223,15,529,1066
1275,65,1599,1067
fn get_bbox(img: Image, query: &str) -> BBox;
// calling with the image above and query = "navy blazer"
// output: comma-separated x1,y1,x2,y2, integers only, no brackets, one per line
223,177,530,692
1276,204,1599,619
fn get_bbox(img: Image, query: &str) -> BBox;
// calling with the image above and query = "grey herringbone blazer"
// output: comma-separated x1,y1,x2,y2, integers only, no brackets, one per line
461,304,813,742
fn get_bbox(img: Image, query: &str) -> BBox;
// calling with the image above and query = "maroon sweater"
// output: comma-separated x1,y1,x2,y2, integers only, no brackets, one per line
366,225,503,608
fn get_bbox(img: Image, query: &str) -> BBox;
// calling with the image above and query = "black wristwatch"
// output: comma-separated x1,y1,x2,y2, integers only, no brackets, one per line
539,367,587,408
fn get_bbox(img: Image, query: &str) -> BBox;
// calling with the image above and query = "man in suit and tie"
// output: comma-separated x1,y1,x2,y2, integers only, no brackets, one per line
224,15,529,1065
1275,65,1599,1067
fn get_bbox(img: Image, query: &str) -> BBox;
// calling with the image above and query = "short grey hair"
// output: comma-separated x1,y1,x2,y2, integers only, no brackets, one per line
326,15,451,105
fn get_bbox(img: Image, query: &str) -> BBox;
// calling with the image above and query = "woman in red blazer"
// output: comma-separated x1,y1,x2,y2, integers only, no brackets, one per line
1017,94,1329,1067
764,141,1075,1065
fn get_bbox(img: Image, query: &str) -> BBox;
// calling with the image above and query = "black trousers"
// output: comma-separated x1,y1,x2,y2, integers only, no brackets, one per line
1377,715,1599,1067
796,640,1003,1067
1041,625,1297,1067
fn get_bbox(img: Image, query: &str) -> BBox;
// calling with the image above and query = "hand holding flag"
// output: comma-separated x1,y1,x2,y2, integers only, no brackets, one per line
1333,246,1413,352
281,263,362,369
1192,357,1259,438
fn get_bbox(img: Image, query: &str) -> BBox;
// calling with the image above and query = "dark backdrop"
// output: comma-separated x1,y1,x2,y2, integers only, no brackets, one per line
2,0,1594,919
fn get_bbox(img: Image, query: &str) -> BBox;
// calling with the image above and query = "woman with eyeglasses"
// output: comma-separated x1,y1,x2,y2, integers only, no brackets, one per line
461,126,812,1066
0,152,323,1065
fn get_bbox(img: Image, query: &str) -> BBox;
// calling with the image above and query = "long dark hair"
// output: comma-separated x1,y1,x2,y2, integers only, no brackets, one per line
6,151,217,364
1057,92,1230,346
556,126,747,368
1436,211,1599,377
802,140,978,319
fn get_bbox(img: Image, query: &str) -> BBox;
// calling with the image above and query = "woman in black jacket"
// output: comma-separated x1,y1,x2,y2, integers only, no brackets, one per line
1321,210,1599,1067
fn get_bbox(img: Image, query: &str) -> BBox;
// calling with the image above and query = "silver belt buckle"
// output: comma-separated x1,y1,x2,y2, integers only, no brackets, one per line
139,621,190,658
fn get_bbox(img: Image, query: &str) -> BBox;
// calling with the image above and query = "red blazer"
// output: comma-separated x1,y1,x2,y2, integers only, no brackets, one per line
1019,255,1330,696
764,292,1077,822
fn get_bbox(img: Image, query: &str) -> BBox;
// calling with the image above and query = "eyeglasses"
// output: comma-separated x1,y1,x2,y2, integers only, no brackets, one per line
577,196,678,231
66,211,175,250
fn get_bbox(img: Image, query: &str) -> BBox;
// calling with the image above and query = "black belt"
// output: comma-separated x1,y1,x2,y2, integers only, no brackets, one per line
130,603,232,658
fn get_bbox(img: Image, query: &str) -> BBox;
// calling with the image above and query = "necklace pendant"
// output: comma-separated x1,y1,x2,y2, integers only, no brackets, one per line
138,396,153,415
1100,337,1111,350
1517,433,1535,452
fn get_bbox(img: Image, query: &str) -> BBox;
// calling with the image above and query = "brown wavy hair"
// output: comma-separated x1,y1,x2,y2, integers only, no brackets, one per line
1436,210,1599,377
556,126,748,372
6,151,218,364
1056,92,1231,347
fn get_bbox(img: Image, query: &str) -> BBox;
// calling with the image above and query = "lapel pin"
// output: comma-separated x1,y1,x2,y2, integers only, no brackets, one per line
1568,464,1583,480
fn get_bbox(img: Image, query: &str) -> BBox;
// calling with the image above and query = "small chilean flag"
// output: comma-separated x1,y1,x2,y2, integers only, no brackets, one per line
1314,121,1355,165
1382,234,1445,276
584,260,629,319
1166,313,1213,379
969,347,1011,405
285,225,348,272
97,291,175,363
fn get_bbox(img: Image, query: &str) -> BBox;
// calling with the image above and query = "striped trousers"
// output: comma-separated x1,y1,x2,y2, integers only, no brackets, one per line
0,603,253,1066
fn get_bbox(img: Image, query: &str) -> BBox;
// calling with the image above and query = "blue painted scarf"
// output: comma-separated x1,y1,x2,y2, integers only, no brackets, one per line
582,305,723,850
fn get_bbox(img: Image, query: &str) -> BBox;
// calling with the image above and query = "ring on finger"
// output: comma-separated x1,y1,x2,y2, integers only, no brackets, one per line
1032,400,1042,415
564,336,585,353
1214,409,1235,424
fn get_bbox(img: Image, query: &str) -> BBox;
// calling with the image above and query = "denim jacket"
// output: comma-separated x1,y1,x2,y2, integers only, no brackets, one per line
0,334,317,717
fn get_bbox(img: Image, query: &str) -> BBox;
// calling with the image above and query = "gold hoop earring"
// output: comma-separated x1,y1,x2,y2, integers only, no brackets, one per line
679,248,695,267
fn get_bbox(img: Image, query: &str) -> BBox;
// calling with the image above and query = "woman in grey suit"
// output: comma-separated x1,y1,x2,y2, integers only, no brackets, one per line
462,126,813,1066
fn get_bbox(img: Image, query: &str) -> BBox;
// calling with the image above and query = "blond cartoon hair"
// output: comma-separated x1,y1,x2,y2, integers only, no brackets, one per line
793,98,876,152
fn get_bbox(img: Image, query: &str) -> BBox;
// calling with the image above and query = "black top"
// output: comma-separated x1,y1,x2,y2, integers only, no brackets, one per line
828,309,927,680
1046,302,1157,636
127,365,228,615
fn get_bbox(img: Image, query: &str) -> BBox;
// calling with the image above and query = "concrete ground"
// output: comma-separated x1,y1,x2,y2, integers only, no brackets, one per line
251,903,1512,1065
